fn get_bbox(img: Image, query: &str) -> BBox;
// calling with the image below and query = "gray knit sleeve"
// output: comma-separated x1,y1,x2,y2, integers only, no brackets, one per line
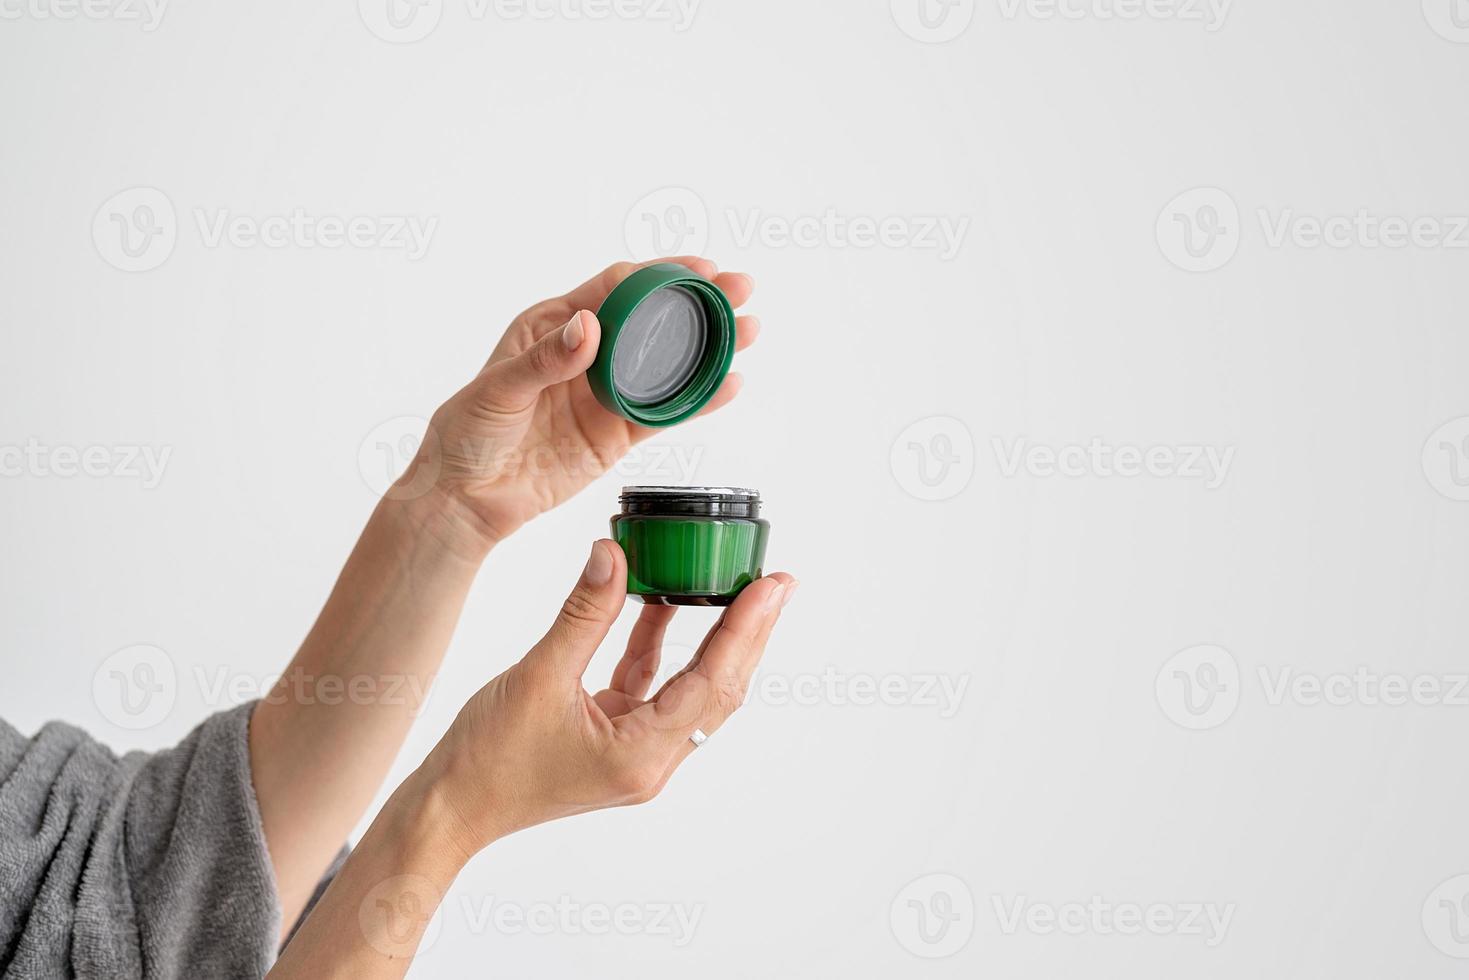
0,703,324,979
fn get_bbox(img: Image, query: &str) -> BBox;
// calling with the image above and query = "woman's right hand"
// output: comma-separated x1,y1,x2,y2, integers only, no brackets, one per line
421,539,797,856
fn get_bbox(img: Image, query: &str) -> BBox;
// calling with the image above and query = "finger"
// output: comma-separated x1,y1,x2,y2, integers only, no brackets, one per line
592,688,643,717
610,603,676,699
695,372,743,419
712,271,755,309
618,574,797,753
735,315,760,352
649,573,793,704
524,539,628,680
561,257,719,313
475,310,601,414
645,608,726,703
659,574,796,773
626,372,743,447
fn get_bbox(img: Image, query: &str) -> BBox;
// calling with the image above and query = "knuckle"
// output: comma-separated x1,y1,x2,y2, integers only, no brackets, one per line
558,589,605,632
610,758,663,803
603,262,637,290
471,366,522,414
711,671,747,717
525,335,562,376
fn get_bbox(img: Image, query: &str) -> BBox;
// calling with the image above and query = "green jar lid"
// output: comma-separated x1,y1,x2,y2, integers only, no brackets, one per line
588,263,736,427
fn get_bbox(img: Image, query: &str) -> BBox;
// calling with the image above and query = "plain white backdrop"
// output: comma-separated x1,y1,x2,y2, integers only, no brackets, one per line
4,0,1469,976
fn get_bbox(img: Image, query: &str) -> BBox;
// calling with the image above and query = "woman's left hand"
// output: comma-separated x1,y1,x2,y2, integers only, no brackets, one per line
402,257,760,554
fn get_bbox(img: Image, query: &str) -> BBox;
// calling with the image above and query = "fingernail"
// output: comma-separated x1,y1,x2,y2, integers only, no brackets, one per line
765,582,786,612
584,541,613,586
562,312,585,351
780,581,799,607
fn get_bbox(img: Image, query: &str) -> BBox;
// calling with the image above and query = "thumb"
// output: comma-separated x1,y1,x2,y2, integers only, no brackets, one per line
527,539,627,679
477,310,600,413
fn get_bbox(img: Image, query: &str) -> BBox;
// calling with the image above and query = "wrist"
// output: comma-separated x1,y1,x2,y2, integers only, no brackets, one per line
377,484,501,566
411,743,523,859
378,765,481,879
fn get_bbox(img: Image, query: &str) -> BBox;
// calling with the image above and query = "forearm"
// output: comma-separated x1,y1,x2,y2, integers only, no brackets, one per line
267,767,474,980
250,488,491,929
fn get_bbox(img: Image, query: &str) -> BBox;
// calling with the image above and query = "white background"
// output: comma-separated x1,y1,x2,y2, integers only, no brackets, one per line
4,0,1469,976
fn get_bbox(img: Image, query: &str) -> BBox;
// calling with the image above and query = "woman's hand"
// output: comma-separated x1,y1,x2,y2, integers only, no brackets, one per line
407,258,761,554
268,541,795,978
424,539,797,854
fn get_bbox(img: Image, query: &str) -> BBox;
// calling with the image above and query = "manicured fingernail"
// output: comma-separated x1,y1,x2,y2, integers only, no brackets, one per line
780,581,799,607
562,312,585,351
765,583,786,612
584,541,613,586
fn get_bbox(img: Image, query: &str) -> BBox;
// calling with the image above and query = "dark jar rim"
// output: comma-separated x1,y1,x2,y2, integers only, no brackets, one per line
618,486,762,519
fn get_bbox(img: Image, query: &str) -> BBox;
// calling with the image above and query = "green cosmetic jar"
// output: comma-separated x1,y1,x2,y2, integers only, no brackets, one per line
588,263,736,427
612,486,770,606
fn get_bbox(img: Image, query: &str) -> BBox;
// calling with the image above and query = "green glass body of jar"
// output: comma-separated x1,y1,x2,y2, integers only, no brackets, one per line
611,487,770,606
